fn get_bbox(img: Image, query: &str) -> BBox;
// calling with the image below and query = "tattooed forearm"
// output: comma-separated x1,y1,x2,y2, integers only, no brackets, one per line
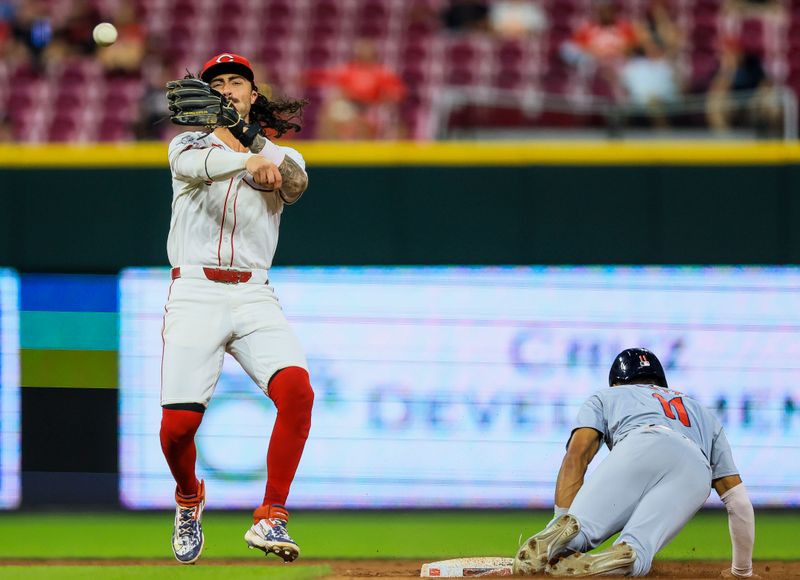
277,155,308,204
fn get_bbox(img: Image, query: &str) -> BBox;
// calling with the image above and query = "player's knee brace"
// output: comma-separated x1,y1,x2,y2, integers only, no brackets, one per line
268,366,314,436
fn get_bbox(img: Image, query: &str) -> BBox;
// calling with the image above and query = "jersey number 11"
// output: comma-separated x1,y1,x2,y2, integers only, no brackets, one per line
652,393,692,427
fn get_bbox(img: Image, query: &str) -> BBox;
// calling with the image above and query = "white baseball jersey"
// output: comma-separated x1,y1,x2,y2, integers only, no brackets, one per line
160,131,309,406
167,131,307,270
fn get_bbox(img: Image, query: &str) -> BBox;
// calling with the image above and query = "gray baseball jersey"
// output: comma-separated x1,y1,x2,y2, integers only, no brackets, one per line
572,384,739,480
563,384,740,575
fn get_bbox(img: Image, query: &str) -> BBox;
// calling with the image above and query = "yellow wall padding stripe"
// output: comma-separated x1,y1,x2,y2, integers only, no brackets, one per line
1,141,800,167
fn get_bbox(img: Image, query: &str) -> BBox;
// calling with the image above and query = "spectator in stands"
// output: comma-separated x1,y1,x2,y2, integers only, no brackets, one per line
313,40,407,140
0,0,14,35
620,50,680,127
705,36,781,136
134,50,172,141
0,114,11,142
489,0,547,39
721,0,786,50
21,0,101,71
406,2,441,35
0,0,12,20
1,5,31,68
441,0,489,33
621,0,683,126
561,0,638,101
637,0,682,60
97,4,145,77
724,0,785,21
10,0,52,71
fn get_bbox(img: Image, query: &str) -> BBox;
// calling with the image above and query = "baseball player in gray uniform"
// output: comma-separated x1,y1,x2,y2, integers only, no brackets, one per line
514,348,756,577
160,53,313,565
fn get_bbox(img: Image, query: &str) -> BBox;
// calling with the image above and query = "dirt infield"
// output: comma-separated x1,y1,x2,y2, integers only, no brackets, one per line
0,559,797,578
324,559,797,579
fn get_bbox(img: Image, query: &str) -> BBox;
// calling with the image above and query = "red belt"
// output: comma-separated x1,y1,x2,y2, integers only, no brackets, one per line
171,267,253,284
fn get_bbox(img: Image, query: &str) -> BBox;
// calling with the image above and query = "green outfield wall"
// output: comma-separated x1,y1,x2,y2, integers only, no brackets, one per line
2,142,800,272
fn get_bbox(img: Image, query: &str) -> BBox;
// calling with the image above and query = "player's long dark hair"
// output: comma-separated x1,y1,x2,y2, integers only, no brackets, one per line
184,72,307,139
250,87,307,139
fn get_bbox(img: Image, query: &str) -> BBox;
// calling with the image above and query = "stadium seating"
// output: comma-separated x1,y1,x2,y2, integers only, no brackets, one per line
2,0,796,141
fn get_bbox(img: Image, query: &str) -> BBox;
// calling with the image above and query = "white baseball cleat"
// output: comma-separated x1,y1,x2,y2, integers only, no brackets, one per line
171,480,206,565
513,514,581,575
245,517,300,562
546,541,636,577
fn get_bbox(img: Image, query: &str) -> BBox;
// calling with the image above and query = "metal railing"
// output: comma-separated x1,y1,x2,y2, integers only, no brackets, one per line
431,85,799,141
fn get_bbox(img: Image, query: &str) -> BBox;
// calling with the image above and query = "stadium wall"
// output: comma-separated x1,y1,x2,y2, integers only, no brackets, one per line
1,142,800,272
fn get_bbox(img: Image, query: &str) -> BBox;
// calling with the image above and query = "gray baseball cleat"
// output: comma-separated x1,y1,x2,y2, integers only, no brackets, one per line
513,514,581,575
546,541,636,577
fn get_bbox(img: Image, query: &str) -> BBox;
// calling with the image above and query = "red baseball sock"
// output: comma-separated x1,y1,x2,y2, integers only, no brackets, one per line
259,366,314,516
160,408,204,497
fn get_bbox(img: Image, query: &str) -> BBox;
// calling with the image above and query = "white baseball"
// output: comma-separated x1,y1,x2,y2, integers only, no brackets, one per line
92,22,118,47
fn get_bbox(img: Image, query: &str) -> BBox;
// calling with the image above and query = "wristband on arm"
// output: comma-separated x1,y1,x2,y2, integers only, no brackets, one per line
720,484,755,578
257,138,286,166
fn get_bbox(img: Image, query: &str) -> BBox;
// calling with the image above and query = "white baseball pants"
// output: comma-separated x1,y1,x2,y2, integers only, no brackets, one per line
160,277,308,406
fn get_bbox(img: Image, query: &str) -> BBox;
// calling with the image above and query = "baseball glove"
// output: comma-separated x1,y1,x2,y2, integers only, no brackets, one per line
167,77,261,147
166,78,264,148
166,78,240,127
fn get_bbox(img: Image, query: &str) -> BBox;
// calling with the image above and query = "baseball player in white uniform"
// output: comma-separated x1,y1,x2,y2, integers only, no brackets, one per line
514,348,756,577
159,53,313,565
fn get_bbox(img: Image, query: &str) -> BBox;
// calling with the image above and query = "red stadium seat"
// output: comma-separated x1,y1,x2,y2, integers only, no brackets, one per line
310,0,341,25
541,69,570,95
493,67,526,89
548,0,578,22
738,19,766,57
446,66,477,86
690,50,719,93
217,0,245,19
497,39,524,64
303,43,338,68
16,0,799,140
98,119,131,142
401,40,432,65
358,0,389,21
355,19,389,39
168,0,198,20
404,17,438,40
48,116,80,142
401,63,430,87
445,39,481,68
690,21,718,52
